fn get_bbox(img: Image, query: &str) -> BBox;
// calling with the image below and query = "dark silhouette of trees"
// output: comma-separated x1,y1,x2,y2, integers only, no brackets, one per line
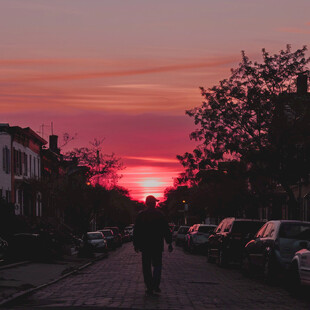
177,45,310,217
65,138,123,188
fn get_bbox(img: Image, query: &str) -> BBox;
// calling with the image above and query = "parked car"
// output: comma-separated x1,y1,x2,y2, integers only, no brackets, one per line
175,226,190,246
124,225,134,240
208,218,265,266
242,220,310,281
121,230,131,243
290,248,310,288
98,229,116,249
104,227,122,247
6,233,54,261
185,224,217,253
0,236,8,259
82,232,108,253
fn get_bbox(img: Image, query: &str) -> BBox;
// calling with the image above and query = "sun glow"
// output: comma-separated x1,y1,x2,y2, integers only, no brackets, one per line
141,179,162,188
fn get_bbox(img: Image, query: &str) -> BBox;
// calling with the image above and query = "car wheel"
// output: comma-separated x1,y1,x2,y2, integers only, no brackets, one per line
207,248,215,263
189,239,195,254
263,254,276,284
217,248,228,267
240,254,252,277
288,261,301,294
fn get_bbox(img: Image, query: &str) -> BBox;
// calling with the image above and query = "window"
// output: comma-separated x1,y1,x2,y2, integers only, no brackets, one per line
13,148,17,174
24,153,28,176
29,155,32,177
256,224,267,238
198,226,215,234
5,190,11,202
262,223,275,238
279,223,310,239
232,221,265,234
19,150,22,175
37,158,40,178
33,157,36,177
2,146,10,174
216,221,225,233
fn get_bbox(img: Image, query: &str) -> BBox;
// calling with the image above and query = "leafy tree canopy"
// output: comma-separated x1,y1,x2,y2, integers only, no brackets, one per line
65,138,124,188
178,45,310,187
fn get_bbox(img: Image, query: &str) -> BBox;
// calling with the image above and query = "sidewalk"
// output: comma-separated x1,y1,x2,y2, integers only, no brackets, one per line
0,252,107,306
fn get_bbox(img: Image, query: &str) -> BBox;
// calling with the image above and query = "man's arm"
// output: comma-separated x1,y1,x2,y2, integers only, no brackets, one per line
163,218,173,252
133,214,141,252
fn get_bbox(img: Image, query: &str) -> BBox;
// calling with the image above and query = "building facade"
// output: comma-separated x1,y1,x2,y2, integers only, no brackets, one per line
0,124,47,216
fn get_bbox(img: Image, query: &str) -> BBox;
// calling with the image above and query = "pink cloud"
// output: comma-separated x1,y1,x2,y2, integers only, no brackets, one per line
277,27,310,34
0,56,238,83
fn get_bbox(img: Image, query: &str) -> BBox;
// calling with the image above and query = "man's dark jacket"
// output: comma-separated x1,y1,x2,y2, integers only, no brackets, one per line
133,207,172,252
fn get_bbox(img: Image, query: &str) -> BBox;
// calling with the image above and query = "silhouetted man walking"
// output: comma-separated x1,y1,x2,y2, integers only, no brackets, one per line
133,195,173,296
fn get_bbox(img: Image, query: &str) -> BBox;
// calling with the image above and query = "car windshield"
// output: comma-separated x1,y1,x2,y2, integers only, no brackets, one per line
178,227,189,234
279,223,310,240
198,226,215,233
101,230,113,237
231,221,264,234
87,233,103,240
107,228,119,234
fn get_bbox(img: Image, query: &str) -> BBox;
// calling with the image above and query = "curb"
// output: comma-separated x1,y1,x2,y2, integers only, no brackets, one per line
0,261,31,271
0,252,108,307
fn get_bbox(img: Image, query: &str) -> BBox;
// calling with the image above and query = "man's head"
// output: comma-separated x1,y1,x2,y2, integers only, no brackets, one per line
145,195,159,208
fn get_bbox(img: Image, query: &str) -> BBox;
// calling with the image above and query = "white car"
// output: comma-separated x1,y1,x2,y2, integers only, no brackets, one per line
291,248,310,287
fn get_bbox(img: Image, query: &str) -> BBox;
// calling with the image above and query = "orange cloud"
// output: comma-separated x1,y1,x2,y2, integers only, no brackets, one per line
0,56,238,83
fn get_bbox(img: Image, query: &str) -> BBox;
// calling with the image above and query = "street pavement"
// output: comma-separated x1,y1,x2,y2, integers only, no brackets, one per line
4,243,310,310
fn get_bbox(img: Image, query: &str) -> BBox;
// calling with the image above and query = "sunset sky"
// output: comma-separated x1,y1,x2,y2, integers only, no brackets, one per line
1,0,309,201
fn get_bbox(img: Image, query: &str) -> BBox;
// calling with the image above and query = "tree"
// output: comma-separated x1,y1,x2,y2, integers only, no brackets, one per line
178,45,310,211
65,138,123,188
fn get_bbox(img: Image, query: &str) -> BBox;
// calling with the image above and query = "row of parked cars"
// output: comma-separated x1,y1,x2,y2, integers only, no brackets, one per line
0,225,135,263
174,218,310,288
79,225,134,257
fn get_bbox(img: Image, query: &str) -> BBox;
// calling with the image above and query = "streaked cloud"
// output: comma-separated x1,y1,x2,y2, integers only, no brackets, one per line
277,27,310,34
124,156,178,164
0,57,238,83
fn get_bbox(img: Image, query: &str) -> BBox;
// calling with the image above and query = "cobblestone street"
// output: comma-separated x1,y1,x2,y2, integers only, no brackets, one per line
7,243,310,310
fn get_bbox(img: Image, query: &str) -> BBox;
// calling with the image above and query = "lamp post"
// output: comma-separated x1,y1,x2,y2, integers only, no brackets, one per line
183,200,188,225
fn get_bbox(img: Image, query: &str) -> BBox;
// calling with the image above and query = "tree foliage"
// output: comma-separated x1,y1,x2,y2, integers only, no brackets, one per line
178,45,310,188
65,138,123,188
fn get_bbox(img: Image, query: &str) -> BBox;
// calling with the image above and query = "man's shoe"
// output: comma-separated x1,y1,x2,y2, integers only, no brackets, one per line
145,289,154,296
154,287,161,293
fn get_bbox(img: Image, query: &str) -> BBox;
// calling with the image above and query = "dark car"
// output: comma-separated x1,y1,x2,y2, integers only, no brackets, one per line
104,227,122,247
6,233,54,261
208,218,265,266
98,229,116,249
175,226,190,246
83,232,108,253
0,236,8,260
242,220,310,281
184,224,217,253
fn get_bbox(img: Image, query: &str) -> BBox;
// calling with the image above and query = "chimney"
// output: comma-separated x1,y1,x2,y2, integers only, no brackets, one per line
297,73,308,95
49,135,60,154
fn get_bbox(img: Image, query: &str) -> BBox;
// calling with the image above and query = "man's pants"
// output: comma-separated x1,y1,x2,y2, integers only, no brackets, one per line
142,250,162,291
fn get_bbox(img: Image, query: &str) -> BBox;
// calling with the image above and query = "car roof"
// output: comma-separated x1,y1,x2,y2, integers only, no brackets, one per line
266,220,310,224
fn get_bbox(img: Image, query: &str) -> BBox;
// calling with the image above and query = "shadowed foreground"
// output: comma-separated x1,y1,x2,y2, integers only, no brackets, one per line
5,243,310,310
